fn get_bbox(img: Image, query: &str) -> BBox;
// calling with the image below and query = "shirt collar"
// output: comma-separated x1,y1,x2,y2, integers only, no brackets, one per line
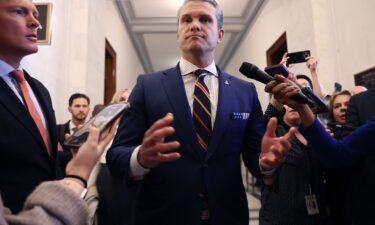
179,57,218,77
69,120,79,133
0,60,19,79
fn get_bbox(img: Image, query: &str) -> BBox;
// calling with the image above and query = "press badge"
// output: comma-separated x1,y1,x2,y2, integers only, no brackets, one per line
305,194,319,215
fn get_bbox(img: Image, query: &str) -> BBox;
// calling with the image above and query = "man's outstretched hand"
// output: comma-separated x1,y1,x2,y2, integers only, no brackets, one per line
260,117,296,171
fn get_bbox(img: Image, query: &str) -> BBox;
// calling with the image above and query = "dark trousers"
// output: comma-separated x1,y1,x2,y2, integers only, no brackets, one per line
201,219,211,225
96,164,138,225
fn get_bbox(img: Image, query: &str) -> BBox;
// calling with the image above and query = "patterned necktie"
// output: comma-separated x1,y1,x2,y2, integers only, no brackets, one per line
11,70,51,156
193,69,212,151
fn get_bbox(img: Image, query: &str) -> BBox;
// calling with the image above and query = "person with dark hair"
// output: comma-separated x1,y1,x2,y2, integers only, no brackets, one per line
57,93,91,173
106,1,294,225
296,74,314,89
68,93,90,107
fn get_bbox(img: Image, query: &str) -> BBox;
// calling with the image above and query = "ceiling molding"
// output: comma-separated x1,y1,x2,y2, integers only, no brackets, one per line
116,0,265,73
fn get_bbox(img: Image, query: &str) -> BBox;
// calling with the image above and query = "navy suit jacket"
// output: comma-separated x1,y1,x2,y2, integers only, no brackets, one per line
107,65,265,225
0,71,59,213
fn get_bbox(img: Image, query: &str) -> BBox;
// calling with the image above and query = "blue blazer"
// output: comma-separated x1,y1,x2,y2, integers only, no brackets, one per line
301,117,375,223
107,65,265,225
0,71,59,213
301,117,375,168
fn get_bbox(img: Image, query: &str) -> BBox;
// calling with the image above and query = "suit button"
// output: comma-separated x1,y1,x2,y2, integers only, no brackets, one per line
203,163,208,168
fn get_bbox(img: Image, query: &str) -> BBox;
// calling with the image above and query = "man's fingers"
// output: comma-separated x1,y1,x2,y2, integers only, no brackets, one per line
140,140,180,158
260,154,282,169
145,113,174,137
143,126,176,148
155,152,181,163
265,117,277,138
152,141,180,154
283,127,297,142
264,80,279,93
87,125,100,144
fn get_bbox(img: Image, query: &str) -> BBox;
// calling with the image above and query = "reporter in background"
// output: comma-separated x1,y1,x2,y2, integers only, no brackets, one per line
265,75,375,225
328,90,352,139
325,90,352,225
0,120,118,225
260,104,329,225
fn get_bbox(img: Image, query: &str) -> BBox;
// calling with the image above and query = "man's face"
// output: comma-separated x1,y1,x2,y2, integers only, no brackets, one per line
0,0,40,62
177,1,224,59
68,98,90,123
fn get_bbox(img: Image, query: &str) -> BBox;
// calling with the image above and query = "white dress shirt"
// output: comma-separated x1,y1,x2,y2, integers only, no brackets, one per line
130,58,219,179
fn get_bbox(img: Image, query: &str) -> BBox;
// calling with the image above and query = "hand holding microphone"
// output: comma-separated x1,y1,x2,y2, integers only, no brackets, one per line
239,62,313,106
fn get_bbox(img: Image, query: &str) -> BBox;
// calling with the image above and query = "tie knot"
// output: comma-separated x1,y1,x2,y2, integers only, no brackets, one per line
194,69,208,77
11,70,25,83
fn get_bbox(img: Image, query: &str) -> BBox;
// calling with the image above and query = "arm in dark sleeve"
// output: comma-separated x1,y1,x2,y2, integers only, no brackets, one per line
242,83,266,178
301,117,375,168
106,75,149,181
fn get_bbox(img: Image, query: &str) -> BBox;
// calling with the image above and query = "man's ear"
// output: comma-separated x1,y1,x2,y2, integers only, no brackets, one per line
217,28,224,44
68,106,72,113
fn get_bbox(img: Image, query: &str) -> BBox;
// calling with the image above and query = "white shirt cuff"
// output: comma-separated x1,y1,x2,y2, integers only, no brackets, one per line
130,145,150,180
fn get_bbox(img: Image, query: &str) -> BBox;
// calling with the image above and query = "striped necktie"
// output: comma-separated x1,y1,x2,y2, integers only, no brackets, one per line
193,69,212,151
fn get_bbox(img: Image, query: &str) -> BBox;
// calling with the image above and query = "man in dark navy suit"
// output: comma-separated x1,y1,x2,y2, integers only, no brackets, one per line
0,0,60,213
107,1,294,225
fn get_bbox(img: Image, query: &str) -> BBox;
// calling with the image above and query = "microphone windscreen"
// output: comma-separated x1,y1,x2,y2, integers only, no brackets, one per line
239,62,273,84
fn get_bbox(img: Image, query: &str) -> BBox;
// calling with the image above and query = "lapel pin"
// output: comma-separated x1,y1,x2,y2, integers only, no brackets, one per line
224,80,229,85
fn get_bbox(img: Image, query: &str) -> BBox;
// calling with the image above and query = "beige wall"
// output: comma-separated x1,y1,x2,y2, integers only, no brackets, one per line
225,0,375,110
22,0,144,123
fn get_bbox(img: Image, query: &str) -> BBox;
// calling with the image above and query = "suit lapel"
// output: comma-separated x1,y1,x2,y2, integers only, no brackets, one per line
206,70,232,160
0,77,48,154
161,66,205,159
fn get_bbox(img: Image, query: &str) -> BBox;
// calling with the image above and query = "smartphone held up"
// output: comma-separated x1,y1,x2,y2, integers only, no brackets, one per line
64,102,130,148
286,50,311,66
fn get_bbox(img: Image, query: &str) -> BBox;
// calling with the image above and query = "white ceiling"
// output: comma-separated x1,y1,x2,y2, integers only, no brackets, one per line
116,0,265,72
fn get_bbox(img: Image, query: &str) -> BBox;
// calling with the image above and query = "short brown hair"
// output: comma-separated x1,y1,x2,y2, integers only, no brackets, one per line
177,0,224,29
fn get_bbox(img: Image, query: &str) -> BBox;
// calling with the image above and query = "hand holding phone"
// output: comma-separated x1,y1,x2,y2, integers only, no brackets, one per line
64,103,130,148
287,50,311,65
264,64,289,77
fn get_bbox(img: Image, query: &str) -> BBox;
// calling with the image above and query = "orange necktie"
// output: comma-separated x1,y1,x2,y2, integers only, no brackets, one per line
11,70,51,156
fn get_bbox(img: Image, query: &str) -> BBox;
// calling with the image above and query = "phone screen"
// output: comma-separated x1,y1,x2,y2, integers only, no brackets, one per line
64,103,130,148
334,82,342,92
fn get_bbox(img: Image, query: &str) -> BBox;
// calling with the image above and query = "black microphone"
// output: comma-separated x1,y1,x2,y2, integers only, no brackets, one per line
239,62,313,105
